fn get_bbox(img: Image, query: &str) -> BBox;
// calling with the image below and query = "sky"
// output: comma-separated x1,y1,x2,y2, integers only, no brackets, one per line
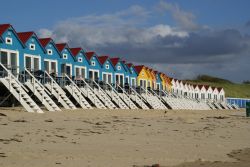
1,0,250,82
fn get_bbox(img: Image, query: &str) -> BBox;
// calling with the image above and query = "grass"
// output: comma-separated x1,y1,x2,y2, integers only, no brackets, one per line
184,75,250,98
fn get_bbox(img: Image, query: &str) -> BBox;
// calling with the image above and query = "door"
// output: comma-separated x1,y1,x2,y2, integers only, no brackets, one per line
44,61,49,72
51,62,56,74
0,51,8,66
25,56,32,70
94,71,98,81
66,65,71,76
25,55,40,71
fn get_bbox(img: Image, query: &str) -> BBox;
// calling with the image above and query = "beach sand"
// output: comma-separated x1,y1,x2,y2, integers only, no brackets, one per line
0,108,249,167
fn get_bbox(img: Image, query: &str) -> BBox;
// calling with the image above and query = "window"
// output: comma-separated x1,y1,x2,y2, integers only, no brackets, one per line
47,49,53,55
5,37,12,45
63,54,67,59
29,44,35,50
106,64,109,69
91,61,95,66
117,66,121,70
78,57,83,62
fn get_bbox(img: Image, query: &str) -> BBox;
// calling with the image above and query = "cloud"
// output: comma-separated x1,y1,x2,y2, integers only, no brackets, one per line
37,2,250,82
156,0,199,30
245,20,250,27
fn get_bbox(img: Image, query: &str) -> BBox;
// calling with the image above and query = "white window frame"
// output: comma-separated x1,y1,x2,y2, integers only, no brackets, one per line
131,77,136,87
117,66,121,70
89,69,99,80
78,57,83,62
102,72,113,83
47,49,53,55
44,59,58,74
115,73,124,85
24,53,41,70
125,76,129,84
0,48,19,73
65,63,72,76
105,64,109,69
91,61,95,66
74,65,87,78
29,44,36,50
63,54,67,59
5,37,12,45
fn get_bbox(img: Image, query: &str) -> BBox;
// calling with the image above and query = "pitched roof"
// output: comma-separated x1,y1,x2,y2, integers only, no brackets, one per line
98,56,109,65
218,87,223,92
39,38,51,47
198,85,204,89
0,24,11,36
70,48,82,56
56,43,68,52
204,85,210,90
134,65,144,74
110,57,120,67
126,63,133,68
85,51,95,60
17,32,34,44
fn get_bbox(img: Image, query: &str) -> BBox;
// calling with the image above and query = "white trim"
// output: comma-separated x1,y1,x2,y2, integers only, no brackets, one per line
74,65,87,78
63,53,67,59
117,66,121,70
5,37,12,45
131,77,136,87
78,57,83,62
29,44,36,50
91,61,96,66
89,69,99,80
65,63,72,76
105,64,109,69
44,59,58,74
47,49,53,55
24,53,41,70
0,48,19,73
102,72,113,83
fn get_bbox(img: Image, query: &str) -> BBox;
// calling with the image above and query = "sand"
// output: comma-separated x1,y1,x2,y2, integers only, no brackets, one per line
0,108,249,167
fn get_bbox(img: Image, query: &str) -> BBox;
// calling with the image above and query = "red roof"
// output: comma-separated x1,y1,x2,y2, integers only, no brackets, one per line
70,48,82,56
39,38,51,47
56,43,67,52
126,63,133,68
204,85,210,90
17,32,34,44
134,65,144,74
85,52,95,60
110,58,120,66
0,24,11,36
98,56,109,65
217,87,223,92
198,85,204,89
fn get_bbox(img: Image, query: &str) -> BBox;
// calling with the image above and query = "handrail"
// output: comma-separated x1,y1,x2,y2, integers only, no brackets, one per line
92,80,111,99
116,84,132,107
24,68,51,96
0,62,29,92
64,74,86,96
129,85,148,107
44,71,65,93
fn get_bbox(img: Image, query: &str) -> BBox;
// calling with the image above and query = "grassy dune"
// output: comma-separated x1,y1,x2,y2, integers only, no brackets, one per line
184,75,250,98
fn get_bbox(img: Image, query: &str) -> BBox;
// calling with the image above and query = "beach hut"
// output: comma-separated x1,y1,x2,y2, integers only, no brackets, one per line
134,65,151,89
85,51,102,81
212,87,219,101
126,63,138,87
17,32,46,72
155,71,163,90
199,85,206,100
218,87,225,102
98,55,115,84
39,38,61,75
110,57,127,87
205,85,213,100
0,24,25,73
70,48,89,79
55,43,75,77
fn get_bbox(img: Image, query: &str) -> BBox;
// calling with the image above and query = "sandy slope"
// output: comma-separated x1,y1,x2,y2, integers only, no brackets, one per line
0,108,249,167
